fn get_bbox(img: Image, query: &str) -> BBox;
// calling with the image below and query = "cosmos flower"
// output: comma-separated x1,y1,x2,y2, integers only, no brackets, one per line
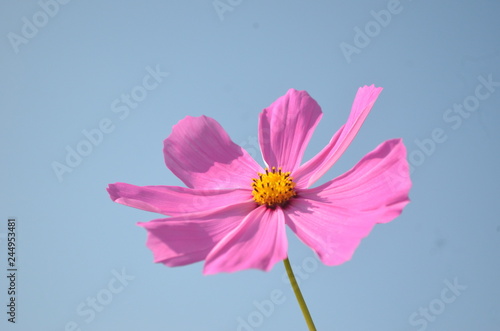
107,86,411,275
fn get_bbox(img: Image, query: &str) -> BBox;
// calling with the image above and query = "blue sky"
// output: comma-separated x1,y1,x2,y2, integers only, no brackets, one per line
1,1,499,330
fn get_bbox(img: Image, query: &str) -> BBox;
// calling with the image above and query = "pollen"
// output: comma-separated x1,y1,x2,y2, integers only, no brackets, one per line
252,167,296,207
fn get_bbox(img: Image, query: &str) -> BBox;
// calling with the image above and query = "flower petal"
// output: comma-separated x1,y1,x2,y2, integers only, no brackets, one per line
286,139,411,265
294,85,383,188
259,89,322,172
137,202,257,267
107,183,252,216
164,115,262,189
203,205,288,274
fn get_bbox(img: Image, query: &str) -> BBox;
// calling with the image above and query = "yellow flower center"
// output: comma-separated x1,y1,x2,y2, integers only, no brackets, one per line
252,167,296,207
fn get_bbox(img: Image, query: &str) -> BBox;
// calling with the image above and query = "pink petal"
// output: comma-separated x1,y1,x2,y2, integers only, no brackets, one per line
137,202,257,267
203,205,288,274
286,139,411,265
164,116,262,189
107,183,252,216
259,89,322,172
294,85,383,188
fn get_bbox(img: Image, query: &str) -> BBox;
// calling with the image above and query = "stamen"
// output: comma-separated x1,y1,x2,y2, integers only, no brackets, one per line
251,167,297,207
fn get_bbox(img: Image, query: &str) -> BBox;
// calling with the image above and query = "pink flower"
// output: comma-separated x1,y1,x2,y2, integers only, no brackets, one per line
107,86,411,275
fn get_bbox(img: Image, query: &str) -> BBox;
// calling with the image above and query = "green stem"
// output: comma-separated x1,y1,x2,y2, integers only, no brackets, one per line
283,257,317,331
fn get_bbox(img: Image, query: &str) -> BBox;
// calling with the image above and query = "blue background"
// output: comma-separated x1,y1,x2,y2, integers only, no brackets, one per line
1,1,499,330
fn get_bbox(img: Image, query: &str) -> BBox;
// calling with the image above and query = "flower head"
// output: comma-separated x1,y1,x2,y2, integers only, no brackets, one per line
251,167,296,207
107,86,411,275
